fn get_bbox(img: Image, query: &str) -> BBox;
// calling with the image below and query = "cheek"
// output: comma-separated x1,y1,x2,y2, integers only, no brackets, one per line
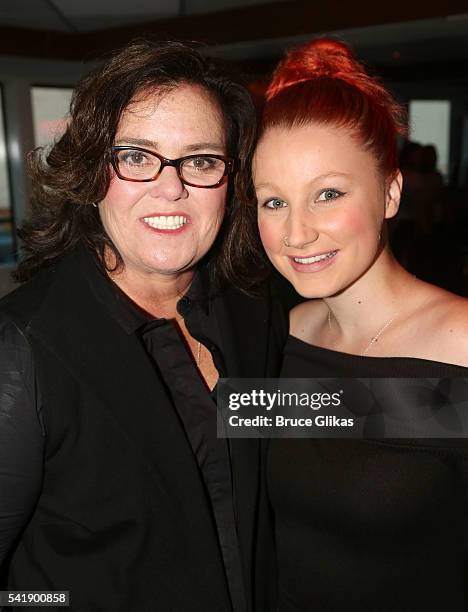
257,215,281,253
198,189,227,231
100,180,138,223
103,176,122,202
331,205,380,240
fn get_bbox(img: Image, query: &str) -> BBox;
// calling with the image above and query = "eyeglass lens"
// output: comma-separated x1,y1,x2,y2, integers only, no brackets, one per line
114,148,226,186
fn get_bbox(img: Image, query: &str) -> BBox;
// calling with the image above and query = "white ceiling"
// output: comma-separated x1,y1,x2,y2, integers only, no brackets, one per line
0,0,282,32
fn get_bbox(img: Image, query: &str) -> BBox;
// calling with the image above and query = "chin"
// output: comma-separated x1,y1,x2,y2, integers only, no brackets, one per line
147,263,191,276
294,286,330,299
149,255,200,276
286,276,340,300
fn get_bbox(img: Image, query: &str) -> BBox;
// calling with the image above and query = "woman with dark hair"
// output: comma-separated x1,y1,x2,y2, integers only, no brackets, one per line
250,39,468,610
0,40,284,611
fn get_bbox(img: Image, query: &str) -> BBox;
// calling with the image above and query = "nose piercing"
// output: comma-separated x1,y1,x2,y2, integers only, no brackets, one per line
282,231,319,249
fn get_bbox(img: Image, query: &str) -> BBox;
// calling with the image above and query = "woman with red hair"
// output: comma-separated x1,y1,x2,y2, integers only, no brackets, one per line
252,39,468,610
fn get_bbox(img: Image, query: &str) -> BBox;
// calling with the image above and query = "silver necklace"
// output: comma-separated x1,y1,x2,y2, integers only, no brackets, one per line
327,307,399,355
360,313,400,355
327,276,416,356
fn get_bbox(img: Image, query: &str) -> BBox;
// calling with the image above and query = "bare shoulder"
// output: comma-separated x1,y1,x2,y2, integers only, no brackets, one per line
418,288,468,367
290,299,328,340
436,293,468,343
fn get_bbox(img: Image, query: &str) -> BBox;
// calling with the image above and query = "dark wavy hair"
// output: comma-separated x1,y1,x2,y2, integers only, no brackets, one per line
15,39,262,289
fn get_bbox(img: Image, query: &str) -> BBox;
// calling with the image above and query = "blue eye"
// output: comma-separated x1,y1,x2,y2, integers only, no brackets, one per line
316,189,344,202
264,198,287,210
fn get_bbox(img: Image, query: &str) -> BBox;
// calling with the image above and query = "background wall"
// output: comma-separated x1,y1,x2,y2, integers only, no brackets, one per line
0,1,468,295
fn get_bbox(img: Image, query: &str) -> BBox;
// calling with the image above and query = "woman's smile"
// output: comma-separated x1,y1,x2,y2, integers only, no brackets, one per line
99,83,227,279
255,122,399,298
141,212,191,233
288,249,339,273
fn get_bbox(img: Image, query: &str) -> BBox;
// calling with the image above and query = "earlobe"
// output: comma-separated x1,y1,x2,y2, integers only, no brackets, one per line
384,170,403,219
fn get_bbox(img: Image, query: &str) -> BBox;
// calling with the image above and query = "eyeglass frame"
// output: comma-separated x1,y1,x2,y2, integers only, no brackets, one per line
109,145,236,189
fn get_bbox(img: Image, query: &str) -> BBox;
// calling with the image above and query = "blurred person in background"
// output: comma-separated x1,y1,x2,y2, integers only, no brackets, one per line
393,141,464,294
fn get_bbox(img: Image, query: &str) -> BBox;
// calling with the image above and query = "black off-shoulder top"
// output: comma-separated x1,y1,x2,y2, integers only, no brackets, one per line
268,335,468,612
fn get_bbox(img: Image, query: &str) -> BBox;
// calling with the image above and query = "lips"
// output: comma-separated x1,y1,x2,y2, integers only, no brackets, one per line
142,214,188,230
293,250,337,264
288,249,338,272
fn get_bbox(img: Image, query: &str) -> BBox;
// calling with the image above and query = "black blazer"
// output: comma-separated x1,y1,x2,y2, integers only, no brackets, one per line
0,246,287,611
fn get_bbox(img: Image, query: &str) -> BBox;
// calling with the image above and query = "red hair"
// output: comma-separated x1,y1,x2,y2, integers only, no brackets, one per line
263,38,407,176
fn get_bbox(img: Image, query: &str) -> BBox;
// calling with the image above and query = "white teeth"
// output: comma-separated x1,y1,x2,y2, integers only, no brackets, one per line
294,251,337,264
143,215,188,230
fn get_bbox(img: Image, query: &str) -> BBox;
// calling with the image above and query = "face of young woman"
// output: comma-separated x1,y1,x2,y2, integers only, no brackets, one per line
98,83,228,280
254,123,401,298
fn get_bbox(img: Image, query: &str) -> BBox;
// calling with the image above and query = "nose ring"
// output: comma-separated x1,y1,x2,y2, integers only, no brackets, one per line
282,232,319,249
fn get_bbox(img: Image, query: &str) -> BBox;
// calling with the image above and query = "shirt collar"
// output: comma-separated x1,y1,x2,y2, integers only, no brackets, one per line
74,242,212,334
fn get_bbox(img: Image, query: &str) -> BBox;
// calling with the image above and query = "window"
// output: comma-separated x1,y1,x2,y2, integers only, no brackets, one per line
0,89,13,264
31,87,73,147
408,100,451,180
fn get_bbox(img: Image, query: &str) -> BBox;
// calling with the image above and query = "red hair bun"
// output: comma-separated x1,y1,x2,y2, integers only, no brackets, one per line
267,39,360,100
263,38,407,176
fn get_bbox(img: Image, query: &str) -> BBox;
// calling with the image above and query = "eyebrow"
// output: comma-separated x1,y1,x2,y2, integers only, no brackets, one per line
313,172,351,181
255,172,351,191
114,137,225,153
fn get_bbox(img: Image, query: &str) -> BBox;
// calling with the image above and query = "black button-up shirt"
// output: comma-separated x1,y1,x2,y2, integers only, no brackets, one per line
0,247,255,611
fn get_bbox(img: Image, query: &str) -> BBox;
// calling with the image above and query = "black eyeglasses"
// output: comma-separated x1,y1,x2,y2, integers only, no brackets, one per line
110,146,236,188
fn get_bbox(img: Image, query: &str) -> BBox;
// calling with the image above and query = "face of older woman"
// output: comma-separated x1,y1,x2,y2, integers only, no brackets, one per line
99,83,227,279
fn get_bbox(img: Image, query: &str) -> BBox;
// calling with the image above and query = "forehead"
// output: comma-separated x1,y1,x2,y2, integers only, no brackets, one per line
254,122,378,179
116,83,226,147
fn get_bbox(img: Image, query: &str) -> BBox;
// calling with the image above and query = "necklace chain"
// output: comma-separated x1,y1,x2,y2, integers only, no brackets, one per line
326,276,416,356
360,313,399,355
327,307,399,355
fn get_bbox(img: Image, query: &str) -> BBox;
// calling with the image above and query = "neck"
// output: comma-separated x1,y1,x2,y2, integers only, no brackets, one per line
108,260,194,319
324,249,413,343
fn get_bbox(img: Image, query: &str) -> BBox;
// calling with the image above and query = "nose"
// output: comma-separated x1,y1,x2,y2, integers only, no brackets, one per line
148,165,188,201
283,206,319,249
